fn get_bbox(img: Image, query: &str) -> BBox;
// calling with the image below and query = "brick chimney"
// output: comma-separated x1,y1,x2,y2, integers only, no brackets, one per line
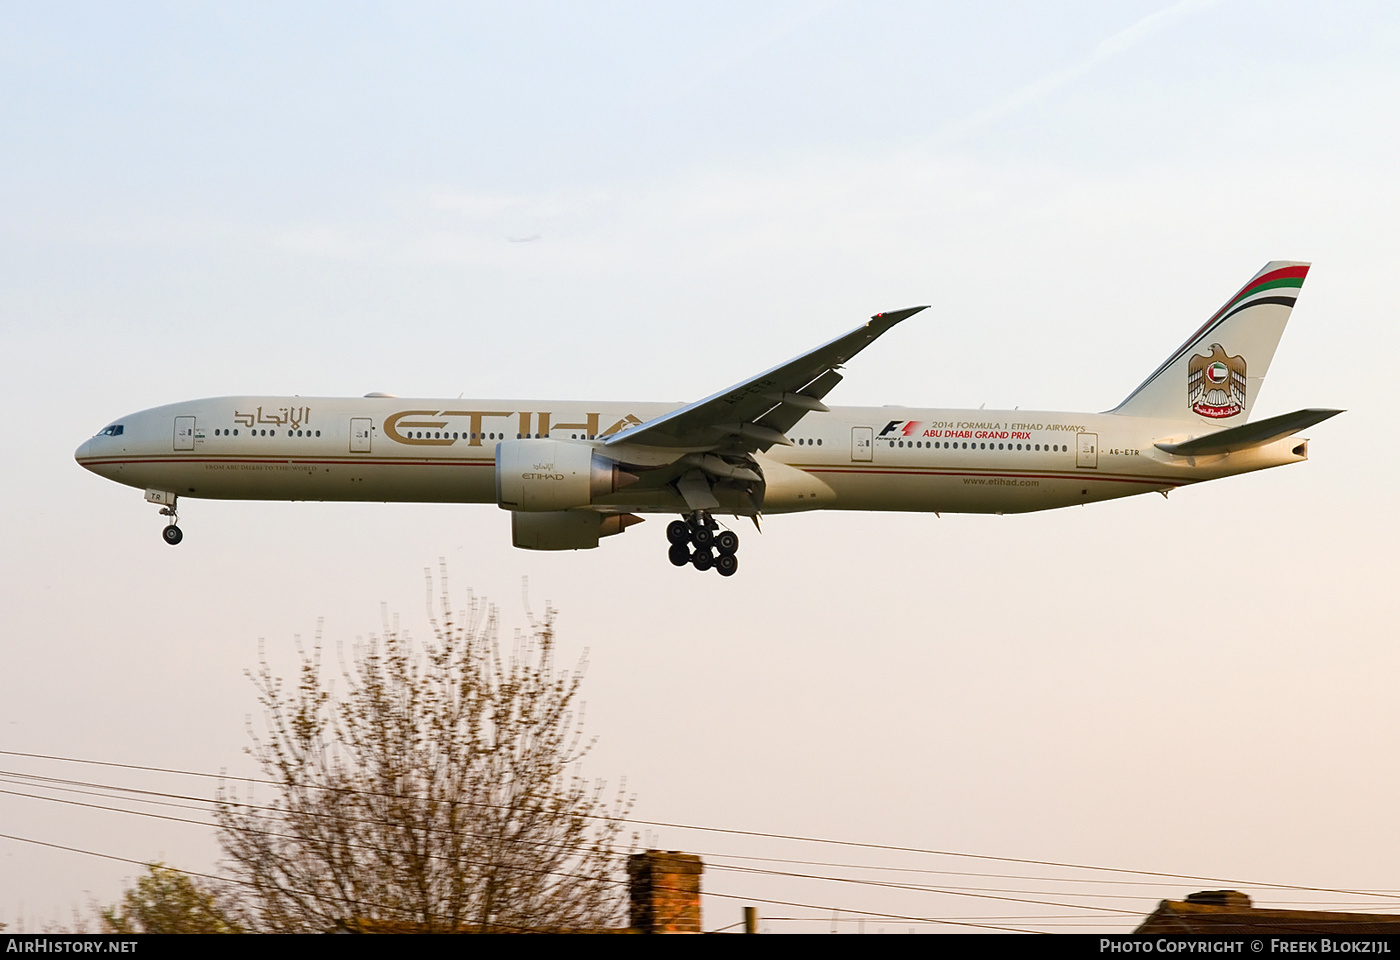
627,850,704,933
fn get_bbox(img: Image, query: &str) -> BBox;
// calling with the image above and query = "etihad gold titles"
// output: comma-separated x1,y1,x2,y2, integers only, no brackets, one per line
76,262,1340,577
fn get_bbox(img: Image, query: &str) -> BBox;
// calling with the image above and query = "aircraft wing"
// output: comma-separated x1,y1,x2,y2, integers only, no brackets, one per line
605,305,929,451
1155,408,1343,457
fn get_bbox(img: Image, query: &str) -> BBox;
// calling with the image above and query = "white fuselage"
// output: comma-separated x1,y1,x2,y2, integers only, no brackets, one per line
74,395,1309,517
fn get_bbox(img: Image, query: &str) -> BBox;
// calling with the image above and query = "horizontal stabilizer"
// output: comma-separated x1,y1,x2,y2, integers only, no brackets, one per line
1155,408,1343,457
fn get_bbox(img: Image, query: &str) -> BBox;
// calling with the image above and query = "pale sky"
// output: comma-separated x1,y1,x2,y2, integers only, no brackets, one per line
2,1,1398,933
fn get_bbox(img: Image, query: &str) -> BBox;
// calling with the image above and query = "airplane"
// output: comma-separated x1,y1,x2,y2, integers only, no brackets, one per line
75,261,1340,577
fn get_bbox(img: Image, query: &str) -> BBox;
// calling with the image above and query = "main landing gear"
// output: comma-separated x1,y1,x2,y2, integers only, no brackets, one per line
667,513,739,577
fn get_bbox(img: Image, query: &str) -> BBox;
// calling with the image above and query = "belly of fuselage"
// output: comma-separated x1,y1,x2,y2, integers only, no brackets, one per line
796,461,1170,514
91,453,499,504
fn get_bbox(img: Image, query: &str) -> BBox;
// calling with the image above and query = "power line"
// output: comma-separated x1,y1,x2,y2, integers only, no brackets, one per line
0,771,1343,915
0,821,1045,934
0,772,644,893
709,861,1146,917
4,747,1397,919
0,778,635,888
696,888,1047,934
5,779,1385,937
0,828,580,933
5,785,1387,935
0,779,1155,923
0,777,1144,922
0,777,1144,934
702,866,1223,913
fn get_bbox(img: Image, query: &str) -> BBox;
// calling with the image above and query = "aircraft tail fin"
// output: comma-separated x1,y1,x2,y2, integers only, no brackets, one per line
1110,261,1310,422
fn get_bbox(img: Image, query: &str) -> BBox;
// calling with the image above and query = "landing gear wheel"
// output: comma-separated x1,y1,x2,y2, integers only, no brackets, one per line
668,543,691,567
162,524,184,546
716,553,739,577
715,530,739,555
691,547,715,571
667,520,692,545
692,525,714,548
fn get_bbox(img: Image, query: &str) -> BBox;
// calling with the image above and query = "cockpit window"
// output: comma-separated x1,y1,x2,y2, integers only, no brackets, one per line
97,424,124,437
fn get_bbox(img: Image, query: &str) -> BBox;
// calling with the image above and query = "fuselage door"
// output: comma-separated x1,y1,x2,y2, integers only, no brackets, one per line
1077,432,1098,469
174,416,195,452
350,418,373,453
851,426,873,462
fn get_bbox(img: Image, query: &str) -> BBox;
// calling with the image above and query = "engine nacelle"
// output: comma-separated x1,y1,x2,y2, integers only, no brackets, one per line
512,511,643,550
495,438,634,511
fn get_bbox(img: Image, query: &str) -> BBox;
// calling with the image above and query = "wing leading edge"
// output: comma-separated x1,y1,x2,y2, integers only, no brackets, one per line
605,305,929,452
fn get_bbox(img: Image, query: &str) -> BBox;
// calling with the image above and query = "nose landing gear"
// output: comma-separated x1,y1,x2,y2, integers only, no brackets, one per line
666,513,740,576
145,489,184,546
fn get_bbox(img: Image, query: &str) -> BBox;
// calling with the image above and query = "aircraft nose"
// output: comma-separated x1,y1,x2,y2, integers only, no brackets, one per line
74,439,93,466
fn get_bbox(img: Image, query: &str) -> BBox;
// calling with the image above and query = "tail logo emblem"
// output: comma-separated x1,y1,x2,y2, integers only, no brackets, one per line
1188,344,1247,419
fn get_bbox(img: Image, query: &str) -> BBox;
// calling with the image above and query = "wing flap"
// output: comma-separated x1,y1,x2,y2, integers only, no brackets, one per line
675,470,721,511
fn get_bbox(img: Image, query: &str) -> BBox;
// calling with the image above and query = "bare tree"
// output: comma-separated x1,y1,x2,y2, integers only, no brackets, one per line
216,577,632,932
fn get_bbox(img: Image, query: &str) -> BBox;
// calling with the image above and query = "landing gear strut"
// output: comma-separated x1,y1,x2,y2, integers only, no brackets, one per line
146,490,183,546
666,512,740,576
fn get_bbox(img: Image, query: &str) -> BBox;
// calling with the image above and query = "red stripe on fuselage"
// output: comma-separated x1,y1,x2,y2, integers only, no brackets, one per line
77,456,496,468
80,454,1175,486
807,466,1176,486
